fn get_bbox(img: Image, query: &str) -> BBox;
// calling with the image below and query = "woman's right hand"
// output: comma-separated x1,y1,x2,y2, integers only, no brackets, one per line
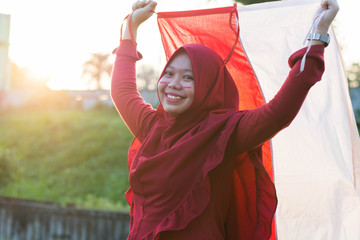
132,0,157,29
123,0,157,40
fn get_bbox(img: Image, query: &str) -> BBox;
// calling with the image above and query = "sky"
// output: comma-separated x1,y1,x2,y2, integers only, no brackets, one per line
0,0,359,90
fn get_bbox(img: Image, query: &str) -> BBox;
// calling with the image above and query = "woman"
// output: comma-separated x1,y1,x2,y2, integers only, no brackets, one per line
111,0,339,239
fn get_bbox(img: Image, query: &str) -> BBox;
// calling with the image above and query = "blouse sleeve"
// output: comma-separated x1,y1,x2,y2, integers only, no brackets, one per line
231,45,325,154
110,40,156,137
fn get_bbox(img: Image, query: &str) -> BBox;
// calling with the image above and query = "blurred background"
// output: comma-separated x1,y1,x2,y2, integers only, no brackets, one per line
0,0,359,238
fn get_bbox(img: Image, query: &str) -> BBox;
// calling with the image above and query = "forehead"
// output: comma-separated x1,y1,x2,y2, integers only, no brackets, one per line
167,51,192,71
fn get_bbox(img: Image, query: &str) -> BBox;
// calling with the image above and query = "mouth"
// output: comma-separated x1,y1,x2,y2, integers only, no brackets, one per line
165,93,183,102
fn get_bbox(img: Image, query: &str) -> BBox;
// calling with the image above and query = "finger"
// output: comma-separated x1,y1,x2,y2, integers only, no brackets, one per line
144,0,154,7
138,1,156,15
138,0,147,8
132,0,145,11
321,0,329,10
132,1,139,11
145,1,157,12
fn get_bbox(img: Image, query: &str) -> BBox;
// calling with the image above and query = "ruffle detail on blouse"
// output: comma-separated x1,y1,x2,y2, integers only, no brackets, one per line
125,170,212,240
127,113,244,240
127,148,277,240
153,173,212,238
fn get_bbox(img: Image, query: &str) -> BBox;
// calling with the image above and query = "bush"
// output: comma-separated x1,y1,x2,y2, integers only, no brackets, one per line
0,148,18,187
0,108,133,210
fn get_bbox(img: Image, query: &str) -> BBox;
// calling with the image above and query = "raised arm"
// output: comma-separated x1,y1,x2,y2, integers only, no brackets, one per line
229,0,339,154
231,45,324,154
111,1,158,137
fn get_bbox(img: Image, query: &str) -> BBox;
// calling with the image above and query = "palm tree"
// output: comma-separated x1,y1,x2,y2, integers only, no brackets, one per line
82,53,113,89
137,64,159,91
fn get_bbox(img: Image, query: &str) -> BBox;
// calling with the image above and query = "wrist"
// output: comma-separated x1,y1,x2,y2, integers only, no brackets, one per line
315,26,329,35
122,19,132,40
307,32,330,47
122,16,138,41
130,22,139,37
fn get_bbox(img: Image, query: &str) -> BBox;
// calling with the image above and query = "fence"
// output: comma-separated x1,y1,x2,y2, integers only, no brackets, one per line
0,197,130,240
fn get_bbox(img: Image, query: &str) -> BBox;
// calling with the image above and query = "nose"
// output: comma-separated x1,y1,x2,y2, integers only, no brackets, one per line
167,75,182,89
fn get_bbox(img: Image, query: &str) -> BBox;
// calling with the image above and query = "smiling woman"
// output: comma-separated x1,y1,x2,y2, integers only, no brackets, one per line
157,51,194,117
108,0,345,239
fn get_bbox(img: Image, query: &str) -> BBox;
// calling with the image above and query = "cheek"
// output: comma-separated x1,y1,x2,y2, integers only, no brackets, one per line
185,84,195,100
158,79,167,92
182,80,194,90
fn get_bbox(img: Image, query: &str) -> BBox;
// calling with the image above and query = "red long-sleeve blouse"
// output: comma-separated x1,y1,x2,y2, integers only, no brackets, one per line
111,40,325,240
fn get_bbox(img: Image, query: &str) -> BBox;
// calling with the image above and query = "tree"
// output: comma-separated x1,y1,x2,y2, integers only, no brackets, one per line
347,63,360,88
82,53,113,89
136,64,159,91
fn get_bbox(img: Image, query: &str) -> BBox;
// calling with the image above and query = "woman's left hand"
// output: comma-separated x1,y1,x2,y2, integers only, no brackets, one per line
316,0,340,34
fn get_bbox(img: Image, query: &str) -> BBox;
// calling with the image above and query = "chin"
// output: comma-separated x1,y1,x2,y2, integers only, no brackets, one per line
164,108,180,117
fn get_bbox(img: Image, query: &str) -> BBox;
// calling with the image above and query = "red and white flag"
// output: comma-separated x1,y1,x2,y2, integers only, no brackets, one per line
157,0,360,239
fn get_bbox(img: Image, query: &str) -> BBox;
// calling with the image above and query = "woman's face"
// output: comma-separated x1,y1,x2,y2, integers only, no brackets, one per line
158,52,195,117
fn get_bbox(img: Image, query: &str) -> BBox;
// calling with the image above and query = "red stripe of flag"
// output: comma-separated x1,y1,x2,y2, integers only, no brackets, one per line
158,5,275,240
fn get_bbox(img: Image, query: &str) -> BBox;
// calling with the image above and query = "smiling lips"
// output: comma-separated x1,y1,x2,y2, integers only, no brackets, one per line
166,93,183,102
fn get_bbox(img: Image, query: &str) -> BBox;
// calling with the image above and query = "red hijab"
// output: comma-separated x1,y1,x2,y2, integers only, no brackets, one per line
126,44,276,239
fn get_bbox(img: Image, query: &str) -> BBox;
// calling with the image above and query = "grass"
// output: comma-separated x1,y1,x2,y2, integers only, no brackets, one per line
0,104,358,212
0,107,133,211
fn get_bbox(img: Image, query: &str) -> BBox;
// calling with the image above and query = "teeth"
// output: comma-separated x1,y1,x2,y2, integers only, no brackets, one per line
167,94,181,100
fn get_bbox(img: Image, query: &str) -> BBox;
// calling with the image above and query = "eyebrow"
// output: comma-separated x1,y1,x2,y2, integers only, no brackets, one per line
166,65,193,73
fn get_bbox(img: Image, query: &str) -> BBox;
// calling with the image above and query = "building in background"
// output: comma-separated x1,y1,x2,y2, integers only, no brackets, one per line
0,13,11,91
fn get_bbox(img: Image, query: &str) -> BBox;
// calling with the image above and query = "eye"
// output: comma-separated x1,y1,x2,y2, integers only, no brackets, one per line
164,71,173,77
183,75,194,81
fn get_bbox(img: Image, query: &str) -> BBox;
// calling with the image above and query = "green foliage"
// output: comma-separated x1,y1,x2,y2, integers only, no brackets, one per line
347,62,360,88
137,64,159,91
234,0,278,5
0,108,133,211
0,148,18,186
